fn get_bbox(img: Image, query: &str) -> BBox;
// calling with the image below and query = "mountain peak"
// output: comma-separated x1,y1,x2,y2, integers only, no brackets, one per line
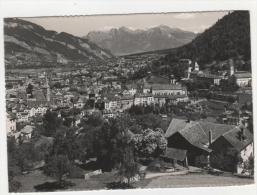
86,26,196,56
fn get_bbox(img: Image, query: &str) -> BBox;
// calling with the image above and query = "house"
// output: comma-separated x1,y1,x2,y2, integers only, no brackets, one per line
134,94,154,106
126,83,137,96
120,95,134,109
210,126,253,174
104,96,120,110
16,112,30,122
6,113,16,136
166,118,253,173
234,71,252,87
165,118,236,167
20,125,34,142
28,106,48,117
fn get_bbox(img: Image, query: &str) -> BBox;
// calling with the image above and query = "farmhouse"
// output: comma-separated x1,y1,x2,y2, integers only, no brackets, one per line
165,118,253,173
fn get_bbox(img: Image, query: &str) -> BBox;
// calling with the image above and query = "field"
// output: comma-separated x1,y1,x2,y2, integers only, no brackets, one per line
14,170,254,192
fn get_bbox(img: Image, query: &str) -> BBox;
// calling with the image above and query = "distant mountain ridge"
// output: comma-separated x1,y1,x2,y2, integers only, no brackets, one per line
4,18,113,67
85,25,196,56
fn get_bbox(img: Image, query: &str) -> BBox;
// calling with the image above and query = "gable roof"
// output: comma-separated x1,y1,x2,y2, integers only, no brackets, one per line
21,125,34,134
234,72,251,79
165,118,235,152
221,127,253,152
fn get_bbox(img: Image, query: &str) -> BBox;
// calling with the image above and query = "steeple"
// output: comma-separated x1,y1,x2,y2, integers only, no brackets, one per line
45,72,51,102
229,58,235,76
194,61,199,71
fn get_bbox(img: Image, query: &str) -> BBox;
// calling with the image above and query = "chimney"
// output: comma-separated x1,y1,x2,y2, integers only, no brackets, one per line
209,130,212,147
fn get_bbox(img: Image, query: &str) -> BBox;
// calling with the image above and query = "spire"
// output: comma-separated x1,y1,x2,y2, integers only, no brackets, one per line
45,73,51,102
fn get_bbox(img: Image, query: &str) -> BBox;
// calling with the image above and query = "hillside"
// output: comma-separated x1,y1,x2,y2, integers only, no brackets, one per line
162,11,251,68
4,18,113,68
85,25,196,56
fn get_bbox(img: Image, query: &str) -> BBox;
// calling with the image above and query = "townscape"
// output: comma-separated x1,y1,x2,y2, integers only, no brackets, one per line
5,11,254,192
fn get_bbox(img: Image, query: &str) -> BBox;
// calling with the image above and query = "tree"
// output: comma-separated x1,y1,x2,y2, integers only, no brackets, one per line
133,128,167,159
44,155,71,185
117,143,139,185
41,110,62,137
26,83,33,95
7,137,22,192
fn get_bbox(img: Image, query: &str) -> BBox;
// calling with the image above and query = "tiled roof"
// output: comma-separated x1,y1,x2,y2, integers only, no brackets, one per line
165,118,235,152
151,84,185,91
221,127,253,151
234,72,252,78
21,125,34,134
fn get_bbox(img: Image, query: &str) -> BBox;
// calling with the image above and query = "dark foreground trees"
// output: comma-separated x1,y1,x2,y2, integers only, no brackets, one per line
44,155,71,185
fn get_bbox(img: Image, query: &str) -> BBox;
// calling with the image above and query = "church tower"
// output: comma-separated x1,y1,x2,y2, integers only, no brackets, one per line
229,59,235,76
194,62,199,72
45,72,51,102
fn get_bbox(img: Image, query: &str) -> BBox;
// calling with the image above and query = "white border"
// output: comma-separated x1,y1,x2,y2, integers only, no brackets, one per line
0,0,256,195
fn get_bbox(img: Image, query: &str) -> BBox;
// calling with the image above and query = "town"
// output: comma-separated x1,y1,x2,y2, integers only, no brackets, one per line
4,11,254,192
6,54,254,191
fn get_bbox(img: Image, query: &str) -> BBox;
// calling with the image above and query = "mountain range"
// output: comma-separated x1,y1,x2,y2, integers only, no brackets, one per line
85,25,196,56
4,18,113,67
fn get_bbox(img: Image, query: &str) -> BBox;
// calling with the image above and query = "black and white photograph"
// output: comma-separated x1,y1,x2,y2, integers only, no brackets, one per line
1,1,256,194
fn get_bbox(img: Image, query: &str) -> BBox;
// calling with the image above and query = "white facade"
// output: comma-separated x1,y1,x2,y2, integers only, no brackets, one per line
152,89,186,96
128,88,137,96
6,114,16,135
105,100,118,110
236,78,252,87
16,112,29,122
237,142,254,175
134,95,154,105
29,107,47,117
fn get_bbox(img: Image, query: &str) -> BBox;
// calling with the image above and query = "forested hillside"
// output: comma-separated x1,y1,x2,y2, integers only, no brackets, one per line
163,11,251,68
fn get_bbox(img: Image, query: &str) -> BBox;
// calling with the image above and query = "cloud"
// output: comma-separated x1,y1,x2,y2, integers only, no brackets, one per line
173,13,196,19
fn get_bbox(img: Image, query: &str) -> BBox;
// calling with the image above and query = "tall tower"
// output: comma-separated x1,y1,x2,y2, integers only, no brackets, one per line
229,59,235,76
45,73,51,102
194,62,199,72
187,67,192,79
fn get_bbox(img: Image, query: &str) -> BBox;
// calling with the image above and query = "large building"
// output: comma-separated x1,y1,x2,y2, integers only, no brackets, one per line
151,83,187,96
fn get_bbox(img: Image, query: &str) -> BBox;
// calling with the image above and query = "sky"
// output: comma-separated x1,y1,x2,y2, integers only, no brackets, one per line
22,11,229,37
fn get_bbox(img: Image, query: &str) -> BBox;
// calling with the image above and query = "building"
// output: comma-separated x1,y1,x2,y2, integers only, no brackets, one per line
104,96,120,110
165,118,253,173
134,94,154,106
120,95,134,109
193,73,223,86
234,71,252,87
6,113,16,136
210,127,253,174
19,125,34,142
151,84,187,96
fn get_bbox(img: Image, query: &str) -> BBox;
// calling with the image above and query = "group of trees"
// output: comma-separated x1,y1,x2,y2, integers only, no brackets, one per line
8,109,168,189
